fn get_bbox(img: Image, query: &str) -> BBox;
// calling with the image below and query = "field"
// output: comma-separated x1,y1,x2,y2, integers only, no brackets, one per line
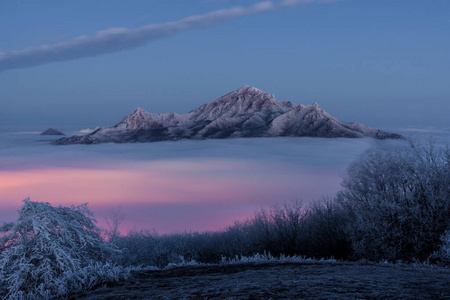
73,261,450,299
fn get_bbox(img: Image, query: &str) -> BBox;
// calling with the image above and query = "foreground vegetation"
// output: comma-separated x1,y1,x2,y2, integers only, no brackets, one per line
0,200,131,299
112,141,450,266
0,141,448,298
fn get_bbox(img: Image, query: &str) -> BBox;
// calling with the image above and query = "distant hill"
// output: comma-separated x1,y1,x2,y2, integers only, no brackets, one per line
53,86,403,145
41,128,65,136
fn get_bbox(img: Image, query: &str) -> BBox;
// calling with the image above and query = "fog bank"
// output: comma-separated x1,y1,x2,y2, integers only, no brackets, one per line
0,126,438,233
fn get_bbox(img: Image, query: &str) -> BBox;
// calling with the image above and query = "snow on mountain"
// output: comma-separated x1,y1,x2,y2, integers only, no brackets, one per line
114,107,155,130
53,86,403,145
114,107,192,130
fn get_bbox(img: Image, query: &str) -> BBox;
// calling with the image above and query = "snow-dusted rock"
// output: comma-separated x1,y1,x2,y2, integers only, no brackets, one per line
53,86,403,145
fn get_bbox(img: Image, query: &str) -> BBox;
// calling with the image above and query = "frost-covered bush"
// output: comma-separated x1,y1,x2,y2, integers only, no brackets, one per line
112,229,183,267
112,200,351,267
0,199,125,298
224,200,350,259
112,229,227,267
301,199,351,259
434,230,450,265
338,142,450,262
222,201,308,257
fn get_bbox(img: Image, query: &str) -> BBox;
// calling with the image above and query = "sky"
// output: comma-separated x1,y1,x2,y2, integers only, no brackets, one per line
1,0,449,131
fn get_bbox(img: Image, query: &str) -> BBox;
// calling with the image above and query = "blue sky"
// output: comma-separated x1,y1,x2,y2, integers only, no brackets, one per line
1,0,449,130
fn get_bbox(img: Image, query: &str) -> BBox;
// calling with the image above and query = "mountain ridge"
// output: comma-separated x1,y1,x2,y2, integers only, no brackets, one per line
53,86,404,145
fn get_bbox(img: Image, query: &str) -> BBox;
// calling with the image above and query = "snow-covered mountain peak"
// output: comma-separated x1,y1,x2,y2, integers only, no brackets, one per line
127,107,152,118
230,85,279,106
236,85,264,95
235,85,274,100
115,107,153,129
133,107,147,113
188,85,284,121
53,86,404,145
310,102,325,112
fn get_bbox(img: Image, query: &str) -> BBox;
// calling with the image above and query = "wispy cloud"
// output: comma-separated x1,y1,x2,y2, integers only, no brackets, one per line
13,131,41,135
78,128,100,134
399,127,450,134
0,0,334,73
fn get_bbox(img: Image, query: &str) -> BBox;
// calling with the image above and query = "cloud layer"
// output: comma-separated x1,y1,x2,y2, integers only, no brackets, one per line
0,0,333,72
0,128,394,233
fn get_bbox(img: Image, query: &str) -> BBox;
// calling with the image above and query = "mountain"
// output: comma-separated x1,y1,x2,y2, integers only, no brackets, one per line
41,128,65,136
53,86,403,145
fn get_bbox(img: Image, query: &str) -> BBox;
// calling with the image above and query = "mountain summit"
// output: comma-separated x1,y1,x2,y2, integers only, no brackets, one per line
53,86,403,145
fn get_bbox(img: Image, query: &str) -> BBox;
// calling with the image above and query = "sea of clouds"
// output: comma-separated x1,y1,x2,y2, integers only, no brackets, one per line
0,126,447,233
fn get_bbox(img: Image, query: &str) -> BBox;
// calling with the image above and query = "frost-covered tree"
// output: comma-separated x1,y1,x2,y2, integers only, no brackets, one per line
434,230,450,265
302,198,351,259
338,142,450,262
0,199,123,298
104,206,124,242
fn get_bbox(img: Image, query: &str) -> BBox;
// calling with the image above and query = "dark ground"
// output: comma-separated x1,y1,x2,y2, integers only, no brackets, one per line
72,261,450,299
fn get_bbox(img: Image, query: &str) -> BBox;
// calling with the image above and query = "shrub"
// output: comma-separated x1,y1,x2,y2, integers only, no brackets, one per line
302,198,351,259
434,230,450,265
0,199,124,298
338,142,450,262
112,200,352,267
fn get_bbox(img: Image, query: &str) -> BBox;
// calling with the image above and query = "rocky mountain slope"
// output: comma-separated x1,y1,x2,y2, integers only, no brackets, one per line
53,86,403,145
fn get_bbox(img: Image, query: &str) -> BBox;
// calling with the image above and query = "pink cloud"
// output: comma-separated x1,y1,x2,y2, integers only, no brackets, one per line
0,158,342,233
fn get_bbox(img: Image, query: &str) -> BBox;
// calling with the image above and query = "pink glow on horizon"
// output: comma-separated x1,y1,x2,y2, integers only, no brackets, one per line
0,158,342,233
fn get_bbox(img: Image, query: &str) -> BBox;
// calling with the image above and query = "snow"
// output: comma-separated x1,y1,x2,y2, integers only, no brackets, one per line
53,86,403,145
